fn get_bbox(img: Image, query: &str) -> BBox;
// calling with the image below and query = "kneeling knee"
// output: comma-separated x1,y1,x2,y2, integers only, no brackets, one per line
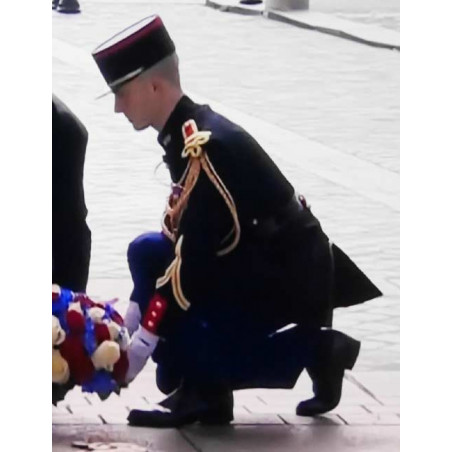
127,232,165,265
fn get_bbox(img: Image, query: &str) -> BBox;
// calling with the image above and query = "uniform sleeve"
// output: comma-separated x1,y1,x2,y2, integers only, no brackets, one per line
141,141,236,338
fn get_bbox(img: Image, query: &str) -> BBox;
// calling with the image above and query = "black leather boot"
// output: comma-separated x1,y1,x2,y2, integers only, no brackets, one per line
57,0,81,13
128,382,234,428
296,330,360,416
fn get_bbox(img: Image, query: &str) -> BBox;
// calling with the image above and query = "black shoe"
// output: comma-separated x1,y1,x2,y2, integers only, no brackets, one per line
57,0,81,13
296,330,360,416
52,0,59,10
128,383,234,428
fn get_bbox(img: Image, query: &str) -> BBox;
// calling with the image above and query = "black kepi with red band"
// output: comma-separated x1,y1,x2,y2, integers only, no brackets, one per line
92,15,175,95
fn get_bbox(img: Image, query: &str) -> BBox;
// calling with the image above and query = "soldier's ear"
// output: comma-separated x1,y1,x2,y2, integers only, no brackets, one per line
151,78,166,95
146,76,157,93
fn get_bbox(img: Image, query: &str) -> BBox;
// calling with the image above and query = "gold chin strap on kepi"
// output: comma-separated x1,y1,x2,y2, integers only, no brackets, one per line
161,119,241,256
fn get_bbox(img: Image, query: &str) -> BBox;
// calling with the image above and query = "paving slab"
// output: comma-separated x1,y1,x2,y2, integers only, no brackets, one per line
338,412,400,426
364,405,400,415
52,413,104,425
181,424,400,451
346,372,399,403
232,413,286,424
278,413,345,425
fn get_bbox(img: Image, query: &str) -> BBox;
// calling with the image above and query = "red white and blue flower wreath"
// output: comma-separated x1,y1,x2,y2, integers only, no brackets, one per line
52,284,130,400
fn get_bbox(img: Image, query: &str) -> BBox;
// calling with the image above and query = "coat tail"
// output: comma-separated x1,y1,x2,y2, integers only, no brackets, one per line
331,243,383,308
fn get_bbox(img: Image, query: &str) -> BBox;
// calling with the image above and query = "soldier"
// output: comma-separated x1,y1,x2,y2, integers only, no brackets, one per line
52,94,91,403
92,15,382,428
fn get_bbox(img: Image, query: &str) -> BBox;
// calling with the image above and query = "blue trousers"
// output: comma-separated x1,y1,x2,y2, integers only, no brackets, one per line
128,231,174,315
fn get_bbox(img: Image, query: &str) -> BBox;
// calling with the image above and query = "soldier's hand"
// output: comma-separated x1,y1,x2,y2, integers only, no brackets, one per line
125,326,159,384
124,300,142,336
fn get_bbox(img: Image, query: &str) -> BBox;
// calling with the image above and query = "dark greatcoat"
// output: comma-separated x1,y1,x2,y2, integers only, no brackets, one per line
52,95,91,293
152,96,382,340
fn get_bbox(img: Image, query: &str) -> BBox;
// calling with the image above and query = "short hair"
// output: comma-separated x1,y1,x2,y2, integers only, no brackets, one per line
142,53,180,88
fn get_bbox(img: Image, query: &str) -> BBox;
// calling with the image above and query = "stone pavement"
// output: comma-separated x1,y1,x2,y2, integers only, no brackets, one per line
53,1,399,449
206,0,399,50
53,364,399,451
307,0,399,31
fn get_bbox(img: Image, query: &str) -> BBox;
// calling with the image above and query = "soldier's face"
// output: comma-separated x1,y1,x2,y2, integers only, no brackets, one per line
114,76,159,131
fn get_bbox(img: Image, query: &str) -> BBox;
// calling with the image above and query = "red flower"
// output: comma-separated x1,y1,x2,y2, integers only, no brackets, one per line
66,310,85,335
94,323,111,344
60,336,95,384
112,350,129,385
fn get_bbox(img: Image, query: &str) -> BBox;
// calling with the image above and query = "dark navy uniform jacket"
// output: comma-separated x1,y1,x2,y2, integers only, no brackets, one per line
145,96,381,340
52,95,91,292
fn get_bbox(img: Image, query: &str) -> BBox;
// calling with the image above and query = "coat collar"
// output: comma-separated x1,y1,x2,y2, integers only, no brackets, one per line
157,95,204,181
158,95,198,157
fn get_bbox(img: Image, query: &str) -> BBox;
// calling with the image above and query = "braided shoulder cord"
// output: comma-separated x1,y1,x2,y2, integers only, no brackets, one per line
157,120,241,311
161,120,241,255
200,153,241,256
156,236,190,311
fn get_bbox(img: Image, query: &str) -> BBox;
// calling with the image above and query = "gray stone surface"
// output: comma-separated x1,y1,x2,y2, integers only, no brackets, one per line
181,425,400,451
52,365,399,424
206,0,400,31
206,0,399,49
309,0,399,31
53,424,400,451
265,9,399,49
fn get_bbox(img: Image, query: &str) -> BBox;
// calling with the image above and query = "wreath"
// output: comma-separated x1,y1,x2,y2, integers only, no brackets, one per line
52,284,130,402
